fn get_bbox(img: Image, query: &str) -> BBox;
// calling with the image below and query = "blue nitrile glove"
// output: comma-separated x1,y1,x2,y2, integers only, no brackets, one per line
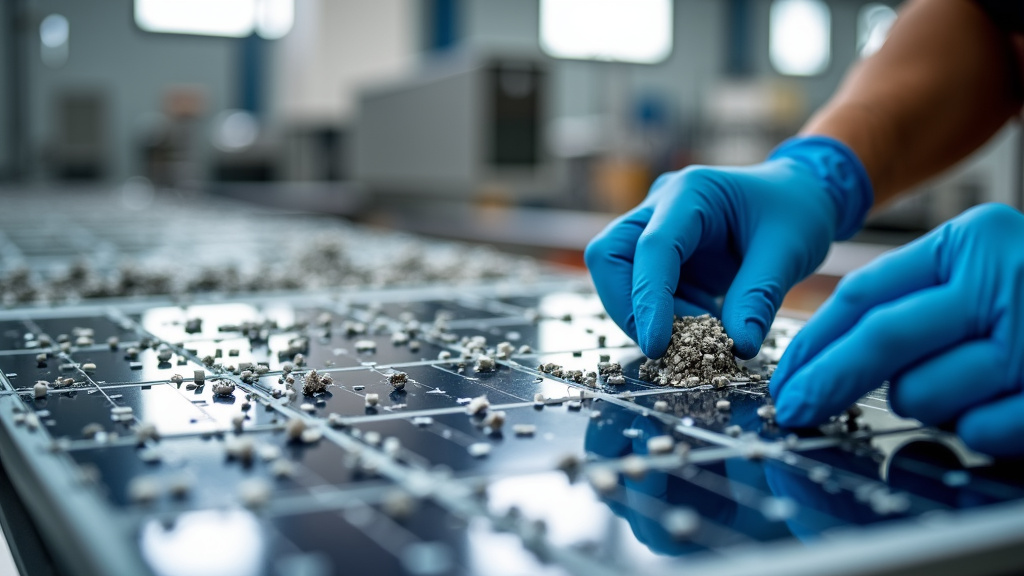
772,204,1024,458
585,136,873,359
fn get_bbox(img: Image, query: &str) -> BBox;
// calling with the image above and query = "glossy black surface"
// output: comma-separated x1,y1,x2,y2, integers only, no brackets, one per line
354,399,708,477
28,384,214,440
71,430,381,511
0,289,1022,576
1,352,80,389
72,346,204,386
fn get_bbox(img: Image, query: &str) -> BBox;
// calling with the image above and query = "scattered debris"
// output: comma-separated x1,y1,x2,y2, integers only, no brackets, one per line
135,422,159,444
302,369,328,396
466,395,490,415
662,507,700,539
588,468,619,493
513,424,536,436
388,371,408,390
238,478,271,508
301,427,322,444
621,455,648,479
128,476,161,504
647,435,675,454
482,411,506,431
474,354,495,372
285,417,306,442
382,490,418,519
354,340,377,353
82,423,104,439
467,442,491,458
211,380,236,397
225,435,255,463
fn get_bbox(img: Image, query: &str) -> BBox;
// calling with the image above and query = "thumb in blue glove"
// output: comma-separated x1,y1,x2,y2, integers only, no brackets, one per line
585,136,873,359
771,203,1024,458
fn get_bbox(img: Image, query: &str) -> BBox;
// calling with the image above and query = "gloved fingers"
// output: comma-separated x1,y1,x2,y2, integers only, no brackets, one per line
721,229,806,360
631,198,709,358
889,340,1015,425
585,206,654,343
673,297,716,322
673,282,722,318
772,234,943,396
774,285,972,428
957,393,1024,458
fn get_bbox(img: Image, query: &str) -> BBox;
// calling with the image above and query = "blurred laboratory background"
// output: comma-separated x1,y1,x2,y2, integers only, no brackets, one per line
0,0,1018,265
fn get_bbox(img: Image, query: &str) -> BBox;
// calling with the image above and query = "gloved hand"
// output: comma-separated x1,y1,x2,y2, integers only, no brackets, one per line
585,136,873,359
772,204,1024,458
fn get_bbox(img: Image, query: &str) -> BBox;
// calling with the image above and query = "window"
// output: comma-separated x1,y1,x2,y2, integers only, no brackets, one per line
858,3,897,58
134,0,293,39
769,0,831,76
539,0,672,64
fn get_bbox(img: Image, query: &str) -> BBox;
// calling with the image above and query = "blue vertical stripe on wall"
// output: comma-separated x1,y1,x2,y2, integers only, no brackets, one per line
431,0,458,51
240,34,263,115
726,0,752,76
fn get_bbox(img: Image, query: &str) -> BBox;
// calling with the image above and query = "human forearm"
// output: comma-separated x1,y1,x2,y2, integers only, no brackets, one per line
801,0,1022,205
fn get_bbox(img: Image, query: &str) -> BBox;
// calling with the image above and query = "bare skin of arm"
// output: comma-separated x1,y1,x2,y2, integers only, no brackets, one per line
801,0,1023,205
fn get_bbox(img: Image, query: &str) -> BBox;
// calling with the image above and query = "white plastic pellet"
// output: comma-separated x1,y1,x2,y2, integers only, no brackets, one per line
662,507,700,539
647,435,675,454
512,424,536,436
588,468,619,493
285,417,306,441
238,478,271,508
301,428,322,444
354,340,376,352
467,442,491,458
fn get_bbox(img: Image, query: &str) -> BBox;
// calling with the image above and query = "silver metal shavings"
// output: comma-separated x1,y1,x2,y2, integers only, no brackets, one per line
640,315,743,386
389,371,408,390
302,369,328,396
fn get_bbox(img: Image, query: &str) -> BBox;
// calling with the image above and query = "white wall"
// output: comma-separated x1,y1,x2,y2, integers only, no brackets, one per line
271,0,420,124
26,0,237,182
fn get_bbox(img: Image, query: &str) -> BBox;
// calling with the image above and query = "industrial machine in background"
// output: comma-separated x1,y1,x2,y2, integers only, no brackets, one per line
353,55,554,203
